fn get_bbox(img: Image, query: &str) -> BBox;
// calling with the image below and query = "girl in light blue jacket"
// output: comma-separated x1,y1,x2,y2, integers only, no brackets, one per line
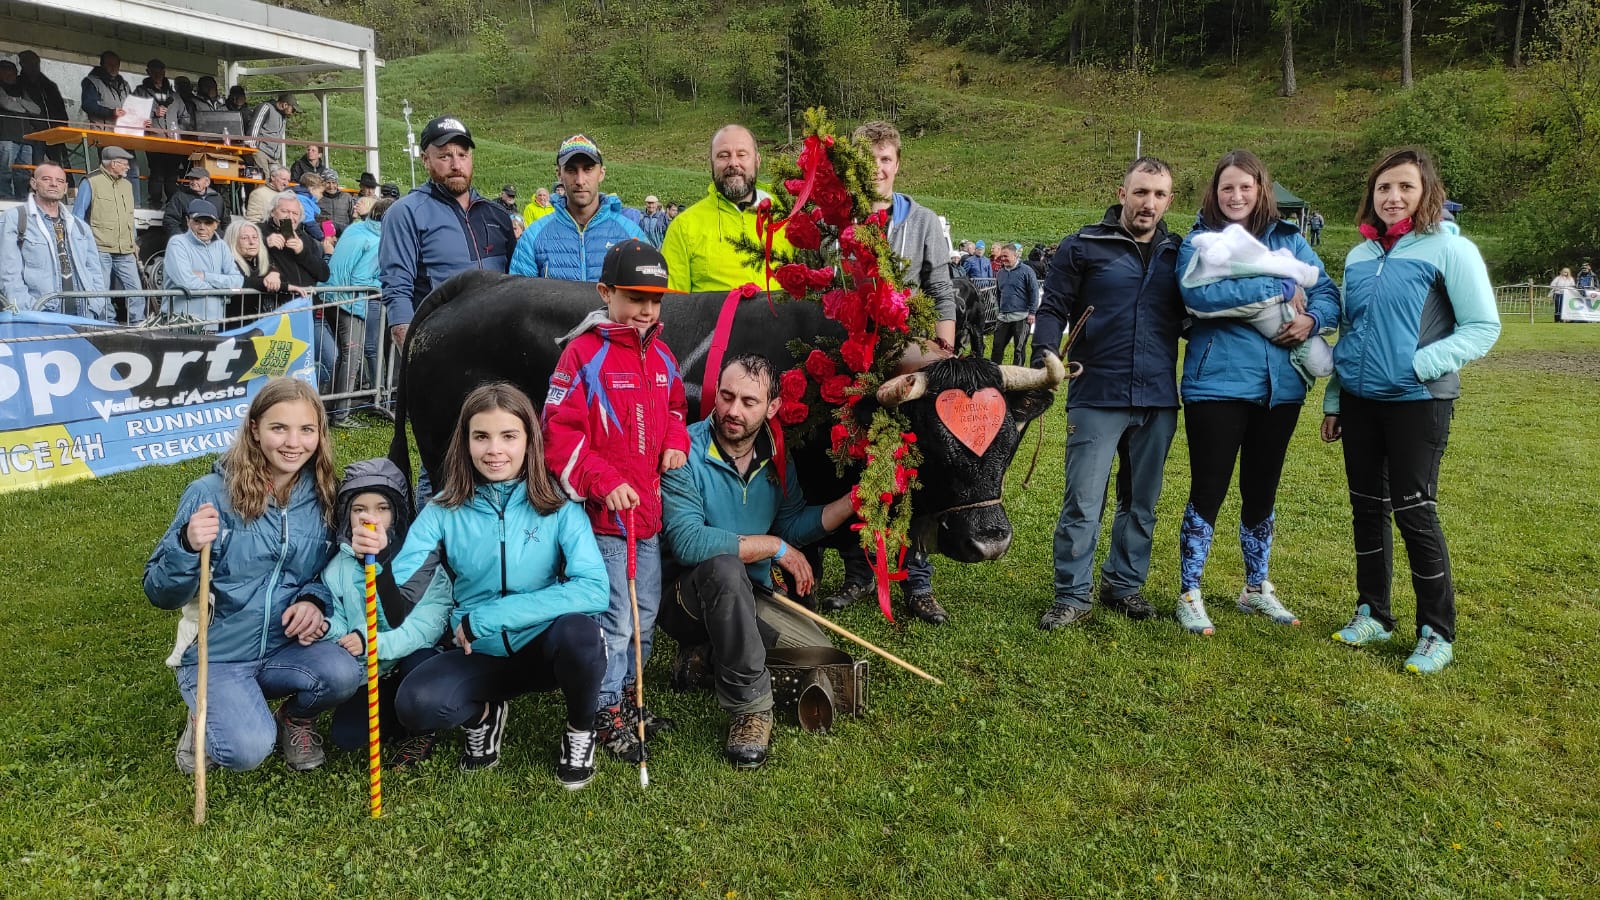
382,382,608,789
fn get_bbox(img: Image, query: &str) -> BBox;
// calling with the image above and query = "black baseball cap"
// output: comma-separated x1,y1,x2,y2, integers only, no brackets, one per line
599,239,679,294
419,115,473,149
358,172,378,189
501,184,517,196
186,199,220,220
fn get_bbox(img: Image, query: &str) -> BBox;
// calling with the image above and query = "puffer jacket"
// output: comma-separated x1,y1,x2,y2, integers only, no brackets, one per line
0,199,110,316
543,311,690,539
660,182,793,293
1324,221,1500,414
145,462,335,667
378,180,514,328
1033,205,1185,409
1178,217,1339,408
509,194,645,281
388,482,607,656
321,218,381,316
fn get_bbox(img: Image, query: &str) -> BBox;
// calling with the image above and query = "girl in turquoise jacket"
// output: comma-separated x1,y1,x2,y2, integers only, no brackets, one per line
1322,147,1500,675
382,382,609,789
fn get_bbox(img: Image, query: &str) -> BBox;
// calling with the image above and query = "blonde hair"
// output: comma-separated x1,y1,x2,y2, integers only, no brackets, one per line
219,377,336,521
224,220,269,277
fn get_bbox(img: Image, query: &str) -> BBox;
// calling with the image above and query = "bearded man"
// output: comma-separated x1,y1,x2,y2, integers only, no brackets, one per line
660,124,792,294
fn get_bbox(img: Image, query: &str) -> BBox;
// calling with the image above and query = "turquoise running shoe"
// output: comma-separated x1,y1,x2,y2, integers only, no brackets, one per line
1331,604,1392,646
1175,589,1215,635
1404,625,1454,674
1237,581,1300,626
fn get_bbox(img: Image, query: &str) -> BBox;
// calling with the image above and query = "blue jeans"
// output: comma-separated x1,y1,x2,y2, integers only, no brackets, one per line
174,640,365,771
841,539,933,596
362,298,384,388
595,532,660,709
315,315,337,394
1051,406,1178,608
0,140,29,200
99,251,144,323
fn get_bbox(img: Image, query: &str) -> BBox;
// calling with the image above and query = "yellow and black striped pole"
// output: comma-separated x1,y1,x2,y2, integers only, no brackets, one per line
363,524,382,817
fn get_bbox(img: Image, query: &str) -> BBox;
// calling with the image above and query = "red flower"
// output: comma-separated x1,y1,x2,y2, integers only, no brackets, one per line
774,263,812,300
869,283,911,332
757,197,772,214
784,178,806,196
785,211,822,251
901,432,918,443
778,401,809,426
805,265,836,290
738,282,760,298
840,331,878,373
830,423,852,452
820,374,853,405
894,464,914,494
879,492,894,504
824,288,869,334
849,438,869,459
779,367,808,403
805,349,836,381
865,208,889,227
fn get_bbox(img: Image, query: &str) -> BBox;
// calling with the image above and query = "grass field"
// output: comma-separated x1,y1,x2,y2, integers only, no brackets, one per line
1,322,1596,896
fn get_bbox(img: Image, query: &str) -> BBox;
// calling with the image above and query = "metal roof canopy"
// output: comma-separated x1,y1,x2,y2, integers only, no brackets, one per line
0,0,382,177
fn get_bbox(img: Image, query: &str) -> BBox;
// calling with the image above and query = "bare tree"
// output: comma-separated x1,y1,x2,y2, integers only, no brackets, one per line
1401,0,1414,87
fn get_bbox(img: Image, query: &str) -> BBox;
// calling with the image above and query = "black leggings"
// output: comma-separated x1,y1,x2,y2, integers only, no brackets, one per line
1338,393,1456,641
394,612,605,733
330,647,439,751
1184,400,1302,526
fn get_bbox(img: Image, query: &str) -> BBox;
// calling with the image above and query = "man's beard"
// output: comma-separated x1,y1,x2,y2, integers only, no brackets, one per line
714,168,753,204
439,174,470,196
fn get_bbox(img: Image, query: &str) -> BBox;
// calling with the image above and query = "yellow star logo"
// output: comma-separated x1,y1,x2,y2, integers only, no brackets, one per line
241,314,310,381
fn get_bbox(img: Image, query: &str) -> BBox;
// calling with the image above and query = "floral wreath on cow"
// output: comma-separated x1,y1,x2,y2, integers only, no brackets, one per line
726,108,949,622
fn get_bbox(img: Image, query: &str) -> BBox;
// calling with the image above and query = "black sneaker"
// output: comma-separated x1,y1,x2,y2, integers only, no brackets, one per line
595,703,649,763
671,643,713,693
556,728,596,790
821,581,871,612
1039,602,1093,630
901,592,949,625
1102,589,1157,620
621,681,675,739
388,732,439,769
459,701,508,771
725,709,773,769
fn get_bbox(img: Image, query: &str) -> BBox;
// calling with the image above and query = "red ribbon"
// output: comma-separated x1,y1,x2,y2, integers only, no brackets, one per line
854,522,907,623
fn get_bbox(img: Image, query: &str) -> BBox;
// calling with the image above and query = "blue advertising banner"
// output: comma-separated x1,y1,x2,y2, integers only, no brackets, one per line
0,301,316,492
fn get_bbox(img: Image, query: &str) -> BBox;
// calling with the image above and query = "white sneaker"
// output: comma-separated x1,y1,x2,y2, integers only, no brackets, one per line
1237,581,1300,626
1175,589,1215,635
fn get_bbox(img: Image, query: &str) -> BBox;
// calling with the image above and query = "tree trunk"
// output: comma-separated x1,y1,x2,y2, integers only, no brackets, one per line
1401,0,1414,87
1512,0,1530,67
1280,11,1296,96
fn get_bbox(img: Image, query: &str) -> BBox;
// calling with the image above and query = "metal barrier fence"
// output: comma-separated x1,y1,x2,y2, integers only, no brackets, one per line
1,285,398,420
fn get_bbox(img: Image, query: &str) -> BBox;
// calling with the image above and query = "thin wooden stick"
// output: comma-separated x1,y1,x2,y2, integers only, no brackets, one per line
193,544,212,825
760,588,944,685
626,509,649,788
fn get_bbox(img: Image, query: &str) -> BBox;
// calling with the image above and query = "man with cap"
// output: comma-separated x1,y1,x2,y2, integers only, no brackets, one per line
73,145,146,323
357,172,380,199
0,162,110,318
521,186,554,224
378,114,515,351
660,124,791,293
638,195,669,249
494,184,519,215
163,198,244,330
162,166,231,237
248,92,298,174
319,170,356,232
509,134,644,282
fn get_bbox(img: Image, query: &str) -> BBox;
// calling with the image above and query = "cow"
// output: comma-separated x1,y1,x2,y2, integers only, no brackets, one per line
388,270,1071,564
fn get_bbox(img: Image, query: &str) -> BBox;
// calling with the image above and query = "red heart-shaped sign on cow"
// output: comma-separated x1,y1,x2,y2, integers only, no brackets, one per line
935,387,1006,457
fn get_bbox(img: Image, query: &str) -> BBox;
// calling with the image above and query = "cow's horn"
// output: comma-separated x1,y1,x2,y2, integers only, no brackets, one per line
876,372,928,407
999,352,1066,392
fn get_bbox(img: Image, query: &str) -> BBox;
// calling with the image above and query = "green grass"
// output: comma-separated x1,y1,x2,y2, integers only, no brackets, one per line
2,323,1597,896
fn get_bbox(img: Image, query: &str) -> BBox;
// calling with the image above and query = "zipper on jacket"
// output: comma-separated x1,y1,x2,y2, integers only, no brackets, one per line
496,499,508,597
258,506,290,659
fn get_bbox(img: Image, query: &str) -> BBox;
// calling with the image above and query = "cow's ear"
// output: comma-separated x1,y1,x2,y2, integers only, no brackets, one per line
1005,388,1056,428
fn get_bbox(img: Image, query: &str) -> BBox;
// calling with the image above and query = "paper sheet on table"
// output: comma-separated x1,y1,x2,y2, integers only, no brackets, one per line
115,96,153,136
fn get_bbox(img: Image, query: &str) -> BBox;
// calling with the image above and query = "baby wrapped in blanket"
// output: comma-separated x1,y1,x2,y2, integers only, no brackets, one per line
1180,223,1334,379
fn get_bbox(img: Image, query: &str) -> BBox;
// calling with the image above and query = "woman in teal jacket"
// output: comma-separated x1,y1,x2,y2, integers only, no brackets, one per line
1322,147,1500,674
320,202,385,425
384,382,608,789
1174,150,1339,635
145,377,362,774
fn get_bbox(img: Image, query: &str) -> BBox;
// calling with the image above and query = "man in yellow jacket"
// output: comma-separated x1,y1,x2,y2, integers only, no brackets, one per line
660,124,791,294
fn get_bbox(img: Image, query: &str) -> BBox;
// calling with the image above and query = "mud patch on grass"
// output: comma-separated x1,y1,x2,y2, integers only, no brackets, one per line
1480,349,1600,379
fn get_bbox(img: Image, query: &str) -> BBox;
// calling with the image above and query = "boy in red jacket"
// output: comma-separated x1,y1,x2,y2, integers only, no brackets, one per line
543,239,689,761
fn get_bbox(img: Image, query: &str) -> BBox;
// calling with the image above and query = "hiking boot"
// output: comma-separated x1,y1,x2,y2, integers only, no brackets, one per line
1331,604,1393,647
621,682,675,739
901,591,949,625
1175,589,1215,636
725,709,774,769
1039,602,1092,631
1404,626,1455,675
821,581,872,612
388,732,439,769
1237,581,1300,626
175,716,217,775
671,642,713,693
595,703,649,763
276,708,326,771
1102,589,1157,621
556,728,597,790
460,701,508,771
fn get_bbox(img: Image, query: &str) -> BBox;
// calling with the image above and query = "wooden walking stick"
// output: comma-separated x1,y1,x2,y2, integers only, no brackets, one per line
757,586,944,685
193,544,212,825
362,524,382,817
626,508,649,789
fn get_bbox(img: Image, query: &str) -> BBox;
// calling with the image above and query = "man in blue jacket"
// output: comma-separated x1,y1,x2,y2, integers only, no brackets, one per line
509,134,644,281
378,115,516,350
1033,157,1185,630
659,353,854,769
991,243,1039,366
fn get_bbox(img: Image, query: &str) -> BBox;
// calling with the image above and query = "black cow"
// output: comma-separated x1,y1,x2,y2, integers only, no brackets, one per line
389,271,1069,563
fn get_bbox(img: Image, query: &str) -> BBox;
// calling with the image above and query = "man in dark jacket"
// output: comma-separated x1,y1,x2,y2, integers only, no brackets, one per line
162,167,231,236
15,51,67,168
991,243,1038,366
1033,157,1184,631
318,169,355,232
135,59,186,209
264,190,330,293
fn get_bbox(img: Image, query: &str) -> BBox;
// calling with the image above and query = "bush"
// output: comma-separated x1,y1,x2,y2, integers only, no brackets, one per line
1357,69,1517,208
